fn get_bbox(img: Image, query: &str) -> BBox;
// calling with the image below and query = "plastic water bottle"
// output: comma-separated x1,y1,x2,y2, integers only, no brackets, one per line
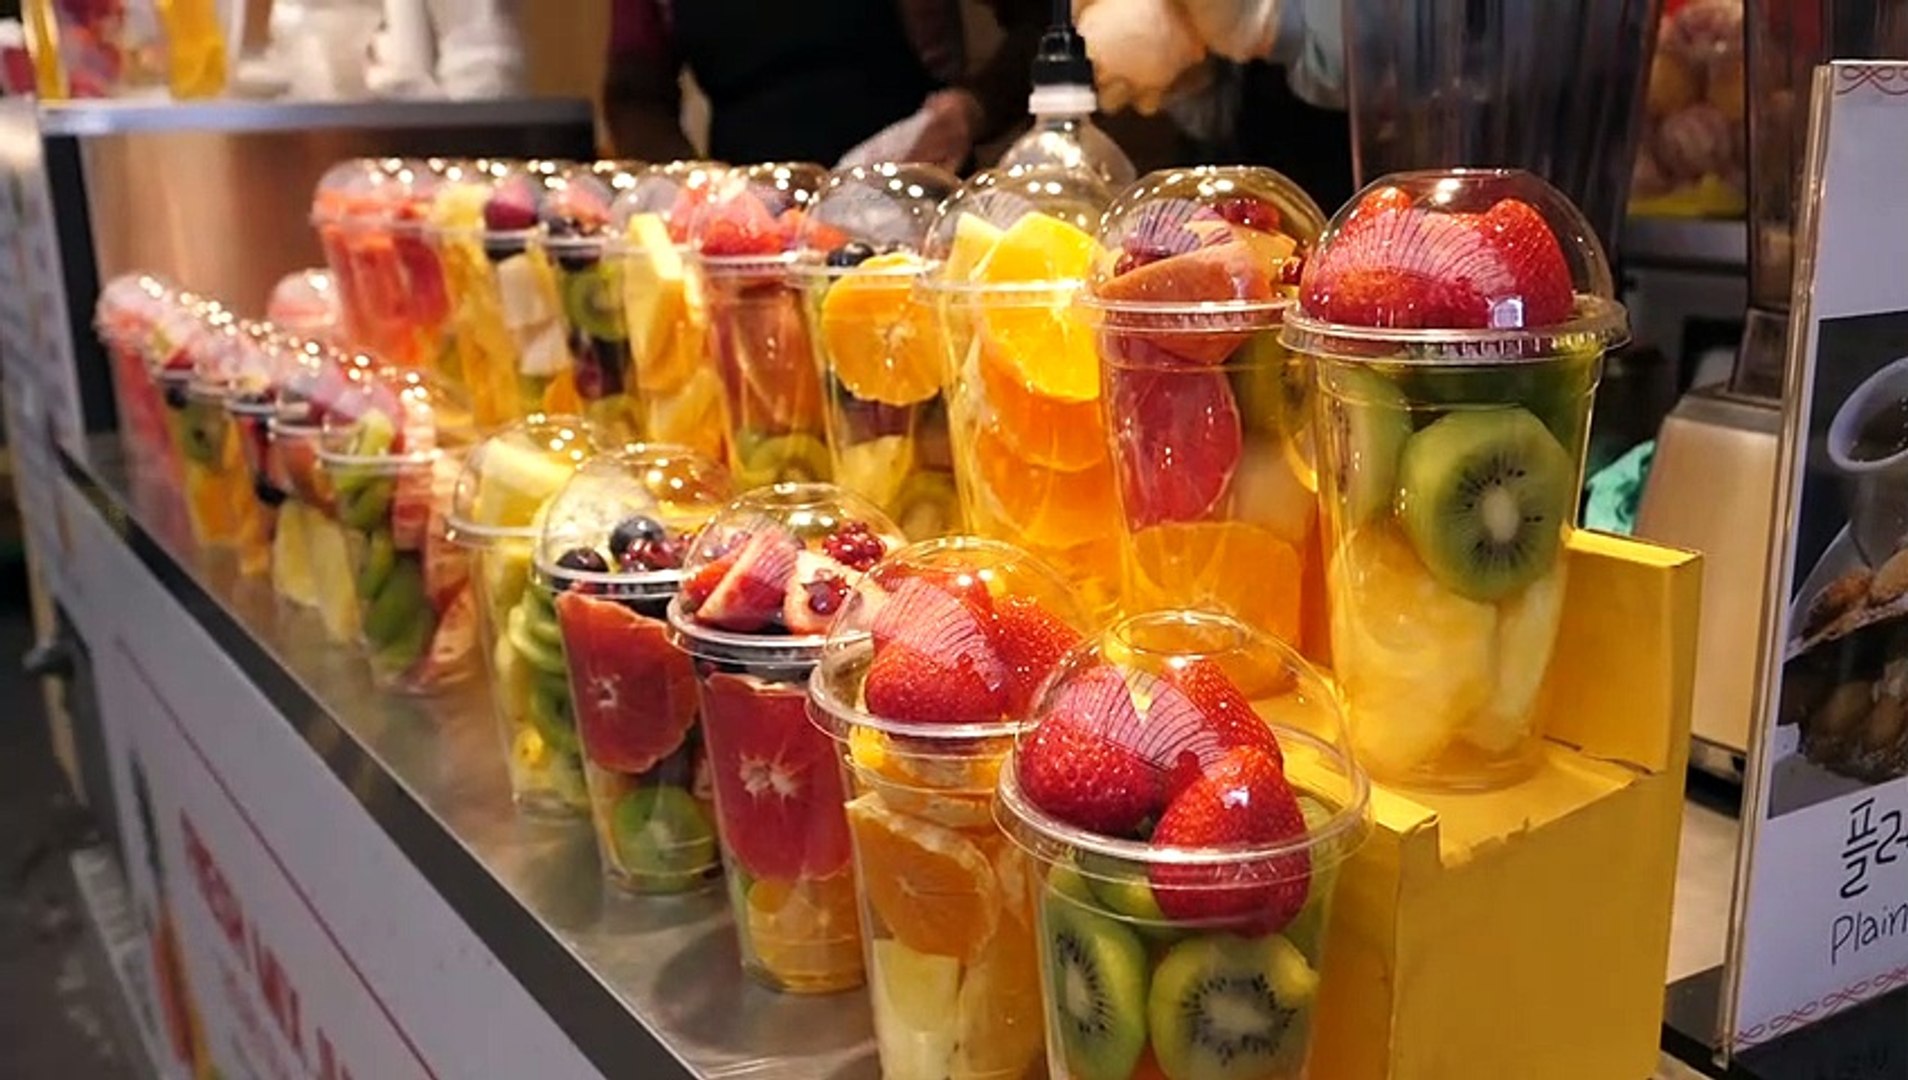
996,13,1136,187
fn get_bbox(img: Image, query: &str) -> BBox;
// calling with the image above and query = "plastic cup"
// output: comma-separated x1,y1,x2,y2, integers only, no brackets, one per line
996,610,1370,1080
809,538,1089,1079
447,416,602,817
921,165,1124,615
609,162,731,466
666,483,905,993
97,274,175,471
223,322,309,580
273,347,375,637
791,163,964,540
535,445,731,884
318,368,477,693
1279,169,1629,789
264,268,341,345
167,307,268,564
688,162,834,490
310,158,391,352
534,164,644,438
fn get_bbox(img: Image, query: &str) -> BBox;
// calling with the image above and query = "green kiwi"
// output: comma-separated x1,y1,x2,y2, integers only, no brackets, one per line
363,561,427,648
373,610,433,673
1227,331,1294,438
561,263,629,342
1147,933,1319,1080
1396,407,1573,602
1079,852,1178,941
336,472,394,531
357,531,396,600
526,671,578,753
1398,351,1598,448
1283,797,1338,964
522,586,563,649
610,786,717,890
1321,368,1412,527
508,599,567,675
1042,881,1149,1080
178,398,227,466
738,432,832,489
891,471,961,538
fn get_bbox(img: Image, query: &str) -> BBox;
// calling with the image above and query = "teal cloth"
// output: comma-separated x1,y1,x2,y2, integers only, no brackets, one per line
1584,440,1655,535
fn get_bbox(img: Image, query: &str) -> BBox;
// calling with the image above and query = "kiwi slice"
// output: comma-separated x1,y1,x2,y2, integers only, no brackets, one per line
507,601,567,676
1399,351,1598,448
522,587,564,649
561,263,628,343
1282,797,1338,965
363,560,428,648
1043,882,1149,1080
525,672,578,754
1147,933,1319,1080
336,473,394,531
610,786,718,890
738,432,832,488
891,471,961,538
1322,368,1412,527
1079,852,1178,941
357,530,397,600
178,398,227,466
1396,407,1573,602
374,610,433,674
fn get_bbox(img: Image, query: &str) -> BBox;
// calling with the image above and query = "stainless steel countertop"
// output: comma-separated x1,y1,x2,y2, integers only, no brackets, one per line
38,98,593,138
64,444,878,1080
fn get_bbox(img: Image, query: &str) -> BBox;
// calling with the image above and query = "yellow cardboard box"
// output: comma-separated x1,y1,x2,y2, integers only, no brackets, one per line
1308,531,1702,1079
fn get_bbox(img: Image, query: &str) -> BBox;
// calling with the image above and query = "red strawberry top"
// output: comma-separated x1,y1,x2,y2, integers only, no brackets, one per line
532,443,732,595
610,161,727,246
808,537,1091,739
667,483,904,655
1292,169,1620,337
688,162,830,264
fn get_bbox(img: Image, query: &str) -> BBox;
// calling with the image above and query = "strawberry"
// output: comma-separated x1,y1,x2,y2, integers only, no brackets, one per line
1170,660,1283,767
864,644,1008,725
1477,198,1574,327
696,527,799,631
699,192,783,257
680,554,733,612
870,574,1001,680
782,550,853,636
991,595,1082,715
1149,745,1311,933
1302,202,1503,329
1015,666,1161,836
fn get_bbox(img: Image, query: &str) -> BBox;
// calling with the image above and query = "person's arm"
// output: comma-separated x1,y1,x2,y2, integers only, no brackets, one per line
601,0,696,160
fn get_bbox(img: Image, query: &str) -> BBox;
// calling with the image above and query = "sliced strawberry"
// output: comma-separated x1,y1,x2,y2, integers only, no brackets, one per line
701,671,851,880
1477,198,1574,327
696,527,799,631
1171,660,1283,762
863,644,1007,725
1016,664,1165,835
869,574,1002,683
557,592,698,774
1149,745,1311,933
782,550,853,636
699,192,783,257
681,554,733,612
1303,200,1507,329
991,595,1082,715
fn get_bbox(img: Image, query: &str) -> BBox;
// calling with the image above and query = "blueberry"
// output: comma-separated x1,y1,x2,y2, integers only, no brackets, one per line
556,547,610,574
609,515,667,557
163,383,188,410
826,241,875,269
253,479,287,508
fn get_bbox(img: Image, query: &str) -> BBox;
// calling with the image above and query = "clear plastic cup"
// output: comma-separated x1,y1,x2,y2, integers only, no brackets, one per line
169,305,268,563
1082,167,1330,660
265,269,341,345
534,164,642,437
609,161,731,466
447,415,604,816
809,537,1089,1079
920,165,1123,615
996,610,1370,1080
223,322,309,580
687,162,834,490
318,367,477,693
1280,169,1630,789
793,163,964,540
96,274,178,475
310,158,393,351
665,483,905,993
274,348,379,640
535,444,732,884
256,338,331,609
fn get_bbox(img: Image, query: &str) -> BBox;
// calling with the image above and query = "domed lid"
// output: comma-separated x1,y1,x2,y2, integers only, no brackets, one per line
533,443,733,598
265,269,339,341
790,163,960,280
424,158,507,238
666,482,904,663
1083,165,1326,319
446,415,602,546
310,158,396,228
377,157,455,236
95,273,171,348
919,164,1113,301
809,537,1090,742
609,160,728,246
184,308,255,400
317,365,459,472
222,322,306,416
996,610,1369,920
274,343,373,430
1281,169,1629,364
686,161,828,276
529,163,621,251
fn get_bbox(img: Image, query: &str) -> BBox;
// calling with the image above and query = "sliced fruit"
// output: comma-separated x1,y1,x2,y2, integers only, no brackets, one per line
1147,933,1318,1079
309,517,361,642
971,423,1120,549
865,644,1009,725
782,549,854,636
525,665,579,753
744,871,863,986
556,592,699,774
697,526,800,632
1321,368,1412,527
609,785,717,887
1149,745,1310,933
975,336,1109,472
1042,881,1149,1080
978,212,1100,285
845,727,999,830
356,529,396,600
1126,521,1302,646
891,470,961,540
822,254,941,407
1079,853,1172,933
702,672,852,880
507,599,567,674
1396,407,1573,602
735,431,832,489
468,438,577,528
1096,244,1275,365
622,214,690,384
943,213,1005,285
1015,665,1162,835
952,886,1046,1078
1466,561,1568,754
177,398,227,466
1477,198,1575,328
993,594,1084,715
847,794,999,962
560,262,627,343
833,434,913,509
1108,365,1242,528
270,501,319,607
1228,447,1317,549
868,939,963,1080
1283,796,1340,964
363,560,427,647
708,285,824,432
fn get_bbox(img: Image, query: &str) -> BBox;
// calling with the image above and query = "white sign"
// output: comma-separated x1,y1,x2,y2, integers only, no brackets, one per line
1728,61,1908,1053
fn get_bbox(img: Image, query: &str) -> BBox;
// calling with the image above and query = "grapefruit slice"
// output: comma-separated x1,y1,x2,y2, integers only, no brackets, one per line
557,592,699,775
1107,365,1242,528
701,672,852,880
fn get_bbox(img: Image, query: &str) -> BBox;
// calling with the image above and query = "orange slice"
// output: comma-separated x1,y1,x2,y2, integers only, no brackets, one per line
971,213,1102,405
847,728,1002,830
746,872,863,988
970,423,1119,550
1125,520,1304,647
540,366,583,415
820,254,942,407
847,795,999,963
975,212,1098,284
976,335,1107,470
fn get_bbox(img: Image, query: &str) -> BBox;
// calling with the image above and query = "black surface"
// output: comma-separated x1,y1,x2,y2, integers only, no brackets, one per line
1664,965,1908,1079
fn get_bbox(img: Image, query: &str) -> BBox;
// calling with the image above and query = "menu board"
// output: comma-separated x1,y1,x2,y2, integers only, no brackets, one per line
1728,61,1908,1053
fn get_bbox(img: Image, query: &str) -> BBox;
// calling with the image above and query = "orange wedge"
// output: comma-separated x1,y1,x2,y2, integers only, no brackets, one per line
847,795,999,963
970,423,1119,550
1125,521,1304,647
976,335,1107,470
819,254,942,406
746,872,863,988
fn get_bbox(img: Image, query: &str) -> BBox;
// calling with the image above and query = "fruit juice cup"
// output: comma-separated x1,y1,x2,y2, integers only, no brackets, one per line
1081,167,1332,660
808,537,1091,1079
793,164,966,540
995,610,1370,1080
447,415,603,816
171,309,269,562
1279,169,1629,789
223,323,306,579
388,160,460,383
319,368,477,693
610,161,732,466
310,158,389,350
272,347,373,634
96,274,176,470
665,484,905,993
688,162,834,490
920,165,1125,615
534,445,732,883
535,164,643,437
265,269,341,345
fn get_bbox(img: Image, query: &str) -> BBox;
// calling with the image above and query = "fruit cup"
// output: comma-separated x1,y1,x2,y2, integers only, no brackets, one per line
1082,167,1331,660
97,274,179,478
318,367,477,693
687,162,834,489
535,164,642,437
223,322,309,579
665,484,905,993
1280,169,1630,789
921,166,1124,615
534,444,732,884
310,158,393,352
274,348,379,636
809,537,1090,1079
447,416,603,816
996,610,1370,1080
265,268,341,345
172,307,270,564
793,163,965,540
610,161,731,466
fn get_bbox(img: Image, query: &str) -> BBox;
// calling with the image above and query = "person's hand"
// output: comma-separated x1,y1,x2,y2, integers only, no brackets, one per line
1178,0,1284,62
1076,0,1206,115
902,89,984,171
